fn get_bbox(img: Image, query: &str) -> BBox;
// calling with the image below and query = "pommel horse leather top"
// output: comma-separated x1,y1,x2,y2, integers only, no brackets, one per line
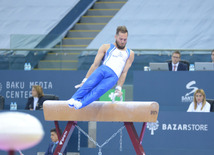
43,101,159,155
43,101,159,122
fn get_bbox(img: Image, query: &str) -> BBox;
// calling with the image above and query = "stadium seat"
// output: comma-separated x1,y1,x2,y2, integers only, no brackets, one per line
43,94,59,100
206,99,214,112
0,95,5,110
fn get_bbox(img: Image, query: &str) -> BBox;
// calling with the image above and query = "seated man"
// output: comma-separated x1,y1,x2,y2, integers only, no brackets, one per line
45,128,67,155
168,51,188,71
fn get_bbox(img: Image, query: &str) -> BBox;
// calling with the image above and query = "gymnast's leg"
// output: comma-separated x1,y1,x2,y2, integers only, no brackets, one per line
68,65,106,107
72,67,105,101
78,72,118,108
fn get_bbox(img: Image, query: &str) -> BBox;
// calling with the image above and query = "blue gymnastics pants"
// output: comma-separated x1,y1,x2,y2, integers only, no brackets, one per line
72,65,118,108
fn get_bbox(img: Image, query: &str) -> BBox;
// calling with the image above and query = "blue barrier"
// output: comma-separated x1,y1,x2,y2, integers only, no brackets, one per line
134,71,214,111
0,111,213,155
1,70,214,111
0,70,85,110
93,112,214,155
0,69,214,155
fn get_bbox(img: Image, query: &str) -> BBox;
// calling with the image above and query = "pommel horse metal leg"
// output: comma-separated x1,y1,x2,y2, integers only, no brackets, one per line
124,122,147,155
53,121,77,155
8,150,14,155
54,121,61,139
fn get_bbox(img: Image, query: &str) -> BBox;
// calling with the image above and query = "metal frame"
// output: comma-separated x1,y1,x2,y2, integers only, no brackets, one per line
124,122,147,155
53,121,148,155
8,150,14,155
53,121,77,155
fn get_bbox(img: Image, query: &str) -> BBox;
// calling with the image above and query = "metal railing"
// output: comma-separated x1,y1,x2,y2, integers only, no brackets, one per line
0,48,213,70
0,48,213,52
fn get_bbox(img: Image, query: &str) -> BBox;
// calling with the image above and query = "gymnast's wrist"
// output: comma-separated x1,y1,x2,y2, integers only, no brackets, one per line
115,85,122,91
82,78,87,83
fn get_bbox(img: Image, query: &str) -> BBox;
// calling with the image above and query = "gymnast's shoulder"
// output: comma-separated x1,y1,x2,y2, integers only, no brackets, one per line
97,44,110,52
102,43,111,50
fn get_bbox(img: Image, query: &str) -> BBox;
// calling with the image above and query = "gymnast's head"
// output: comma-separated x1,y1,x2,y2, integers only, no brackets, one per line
115,26,128,50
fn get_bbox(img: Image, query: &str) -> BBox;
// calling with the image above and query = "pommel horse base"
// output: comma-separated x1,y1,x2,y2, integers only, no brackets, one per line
43,101,159,155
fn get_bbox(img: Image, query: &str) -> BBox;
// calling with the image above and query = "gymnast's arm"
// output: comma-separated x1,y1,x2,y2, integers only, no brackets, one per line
85,44,107,78
116,50,134,95
75,44,108,88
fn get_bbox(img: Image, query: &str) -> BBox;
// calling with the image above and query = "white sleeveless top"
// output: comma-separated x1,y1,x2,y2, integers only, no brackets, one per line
103,44,130,78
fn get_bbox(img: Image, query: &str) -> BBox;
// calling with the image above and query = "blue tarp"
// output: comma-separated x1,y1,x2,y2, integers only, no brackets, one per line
88,0,214,49
0,0,79,49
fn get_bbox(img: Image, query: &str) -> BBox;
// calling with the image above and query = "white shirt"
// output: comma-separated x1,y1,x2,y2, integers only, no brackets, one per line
187,101,210,112
103,45,130,78
172,62,179,71
33,97,39,110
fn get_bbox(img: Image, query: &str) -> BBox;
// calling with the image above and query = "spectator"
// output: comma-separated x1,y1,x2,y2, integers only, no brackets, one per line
45,128,67,155
211,50,214,62
168,51,188,71
187,89,210,112
25,85,45,110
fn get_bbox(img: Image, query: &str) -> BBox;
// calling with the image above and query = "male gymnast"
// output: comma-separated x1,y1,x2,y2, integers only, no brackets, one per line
68,26,134,109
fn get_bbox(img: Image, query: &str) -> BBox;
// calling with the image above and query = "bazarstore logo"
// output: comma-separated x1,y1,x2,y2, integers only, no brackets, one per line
147,120,208,134
162,123,208,131
147,120,159,135
181,80,198,103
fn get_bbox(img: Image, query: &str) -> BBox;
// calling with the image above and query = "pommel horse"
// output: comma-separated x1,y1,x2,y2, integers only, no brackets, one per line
43,101,159,155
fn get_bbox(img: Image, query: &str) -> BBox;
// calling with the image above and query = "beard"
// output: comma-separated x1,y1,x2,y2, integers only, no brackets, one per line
115,40,126,49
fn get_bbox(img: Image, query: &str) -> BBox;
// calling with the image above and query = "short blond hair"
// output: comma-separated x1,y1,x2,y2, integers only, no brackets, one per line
116,26,128,35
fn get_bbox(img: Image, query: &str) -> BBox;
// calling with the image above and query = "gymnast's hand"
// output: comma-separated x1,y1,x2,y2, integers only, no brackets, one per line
115,89,123,97
74,82,84,89
74,78,87,89
115,85,123,97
